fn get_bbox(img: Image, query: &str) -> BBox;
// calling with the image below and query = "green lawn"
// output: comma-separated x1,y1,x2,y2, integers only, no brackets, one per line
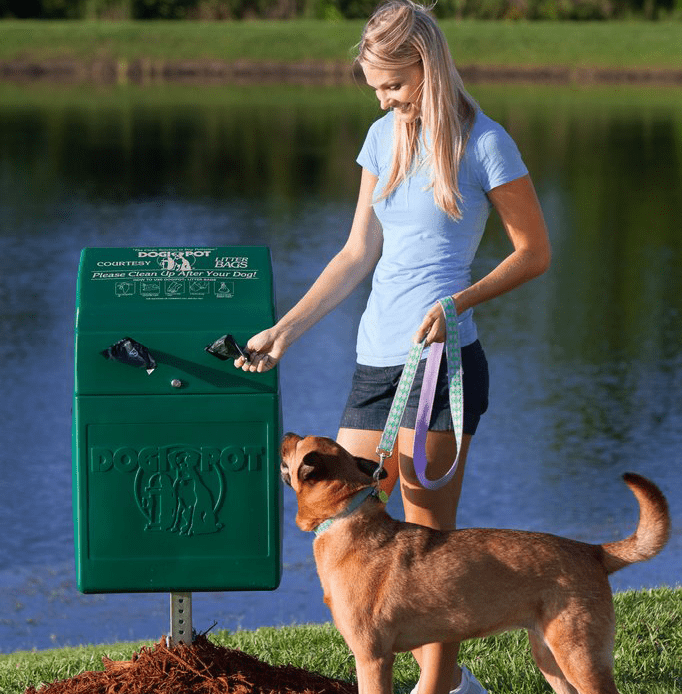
0,19,681,70
1,588,680,694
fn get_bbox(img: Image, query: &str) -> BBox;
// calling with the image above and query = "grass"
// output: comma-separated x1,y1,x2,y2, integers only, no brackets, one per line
1,588,680,694
0,19,681,70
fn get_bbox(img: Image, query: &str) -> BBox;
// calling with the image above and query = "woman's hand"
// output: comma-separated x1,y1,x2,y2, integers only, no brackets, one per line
413,295,462,345
233,327,290,373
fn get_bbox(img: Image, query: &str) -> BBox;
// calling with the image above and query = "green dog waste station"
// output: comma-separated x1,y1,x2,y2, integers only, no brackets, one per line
73,246,282,643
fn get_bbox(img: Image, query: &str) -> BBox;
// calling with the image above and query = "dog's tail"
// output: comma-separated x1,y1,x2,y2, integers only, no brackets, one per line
601,473,670,575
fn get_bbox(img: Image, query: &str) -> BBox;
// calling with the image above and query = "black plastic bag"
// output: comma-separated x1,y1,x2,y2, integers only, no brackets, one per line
205,334,249,362
103,337,157,374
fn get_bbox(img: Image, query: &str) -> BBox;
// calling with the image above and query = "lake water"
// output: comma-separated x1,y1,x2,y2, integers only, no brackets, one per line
0,81,680,654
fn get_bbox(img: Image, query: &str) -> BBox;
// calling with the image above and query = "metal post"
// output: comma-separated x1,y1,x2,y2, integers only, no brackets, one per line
168,592,193,646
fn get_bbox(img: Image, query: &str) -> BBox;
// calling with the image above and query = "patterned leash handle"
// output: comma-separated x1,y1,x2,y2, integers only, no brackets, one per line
412,296,463,490
374,295,463,490
374,335,425,480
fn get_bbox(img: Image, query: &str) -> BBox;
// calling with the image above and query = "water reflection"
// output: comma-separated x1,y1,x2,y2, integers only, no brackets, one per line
0,81,679,653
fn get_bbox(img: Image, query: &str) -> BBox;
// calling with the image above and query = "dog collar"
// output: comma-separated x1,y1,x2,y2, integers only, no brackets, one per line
313,487,388,537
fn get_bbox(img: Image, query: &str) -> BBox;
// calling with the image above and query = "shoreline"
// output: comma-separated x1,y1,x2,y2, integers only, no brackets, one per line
2,58,682,86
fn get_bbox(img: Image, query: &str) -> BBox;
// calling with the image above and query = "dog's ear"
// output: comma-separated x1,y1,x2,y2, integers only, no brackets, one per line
281,432,302,460
356,456,388,480
298,451,328,484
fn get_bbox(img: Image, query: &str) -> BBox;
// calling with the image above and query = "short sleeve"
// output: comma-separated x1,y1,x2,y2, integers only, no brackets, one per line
474,123,528,192
356,118,384,176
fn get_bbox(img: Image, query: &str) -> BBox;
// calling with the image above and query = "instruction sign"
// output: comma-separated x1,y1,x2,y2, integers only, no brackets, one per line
87,248,260,302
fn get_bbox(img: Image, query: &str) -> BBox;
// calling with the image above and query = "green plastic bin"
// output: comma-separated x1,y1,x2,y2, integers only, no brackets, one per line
73,247,281,594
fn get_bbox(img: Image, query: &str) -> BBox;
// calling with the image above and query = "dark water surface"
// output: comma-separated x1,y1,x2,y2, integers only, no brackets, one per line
0,82,680,653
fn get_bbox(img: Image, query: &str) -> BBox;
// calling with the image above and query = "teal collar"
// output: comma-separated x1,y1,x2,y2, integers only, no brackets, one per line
313,487,388,537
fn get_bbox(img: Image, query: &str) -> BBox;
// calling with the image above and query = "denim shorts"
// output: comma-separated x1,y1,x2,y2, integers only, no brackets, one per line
339,340,489,435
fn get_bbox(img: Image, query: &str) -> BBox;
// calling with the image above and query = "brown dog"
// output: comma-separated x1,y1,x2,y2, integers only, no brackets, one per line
280,433,670,694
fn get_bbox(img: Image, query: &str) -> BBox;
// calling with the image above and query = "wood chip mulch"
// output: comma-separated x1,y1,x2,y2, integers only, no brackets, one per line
25,634,359,694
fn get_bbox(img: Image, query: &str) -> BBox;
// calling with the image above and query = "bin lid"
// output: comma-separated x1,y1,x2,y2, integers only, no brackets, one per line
75,247,278,396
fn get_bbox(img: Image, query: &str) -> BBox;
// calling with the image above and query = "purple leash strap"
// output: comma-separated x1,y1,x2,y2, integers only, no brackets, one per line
412,296,464,490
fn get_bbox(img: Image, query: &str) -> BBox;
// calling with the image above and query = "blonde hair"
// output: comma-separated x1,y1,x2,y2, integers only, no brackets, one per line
356,0,477,220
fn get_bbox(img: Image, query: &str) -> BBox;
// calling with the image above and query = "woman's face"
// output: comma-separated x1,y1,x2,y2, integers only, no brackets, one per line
361,62,424,124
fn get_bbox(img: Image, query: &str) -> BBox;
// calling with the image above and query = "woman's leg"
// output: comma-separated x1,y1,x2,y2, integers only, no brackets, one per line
398,427,473,694
336,427,400,495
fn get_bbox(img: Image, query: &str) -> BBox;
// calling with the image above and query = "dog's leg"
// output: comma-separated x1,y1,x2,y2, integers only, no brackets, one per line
531,625,621,694
528,630,579,694
550,646,620,694
355,653,395,694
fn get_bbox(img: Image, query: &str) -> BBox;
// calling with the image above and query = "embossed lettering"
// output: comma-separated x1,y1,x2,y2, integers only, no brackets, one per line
89,445,265,474
221,446,246,472
90,447,113,472
114,447,138,473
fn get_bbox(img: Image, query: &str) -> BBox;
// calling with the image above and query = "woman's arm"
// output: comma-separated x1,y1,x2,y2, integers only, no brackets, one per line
415,174,551,344
235,167,383,372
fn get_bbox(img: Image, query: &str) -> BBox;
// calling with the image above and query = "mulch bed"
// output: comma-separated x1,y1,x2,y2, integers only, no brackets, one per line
25,635,358,694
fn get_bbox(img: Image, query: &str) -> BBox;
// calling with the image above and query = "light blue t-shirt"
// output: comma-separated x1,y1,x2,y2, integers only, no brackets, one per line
355,109,528,367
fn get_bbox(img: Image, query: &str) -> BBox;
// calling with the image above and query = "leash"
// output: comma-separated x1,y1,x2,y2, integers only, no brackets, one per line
374,295,463,491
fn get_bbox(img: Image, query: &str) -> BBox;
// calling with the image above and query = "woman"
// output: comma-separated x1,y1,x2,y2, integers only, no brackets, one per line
235,2,550,692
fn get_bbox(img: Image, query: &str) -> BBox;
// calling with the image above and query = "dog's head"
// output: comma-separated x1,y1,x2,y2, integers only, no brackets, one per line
281,433,387,532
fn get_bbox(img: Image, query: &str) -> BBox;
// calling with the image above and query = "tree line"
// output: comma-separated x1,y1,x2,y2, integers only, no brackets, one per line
0,0,678,20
